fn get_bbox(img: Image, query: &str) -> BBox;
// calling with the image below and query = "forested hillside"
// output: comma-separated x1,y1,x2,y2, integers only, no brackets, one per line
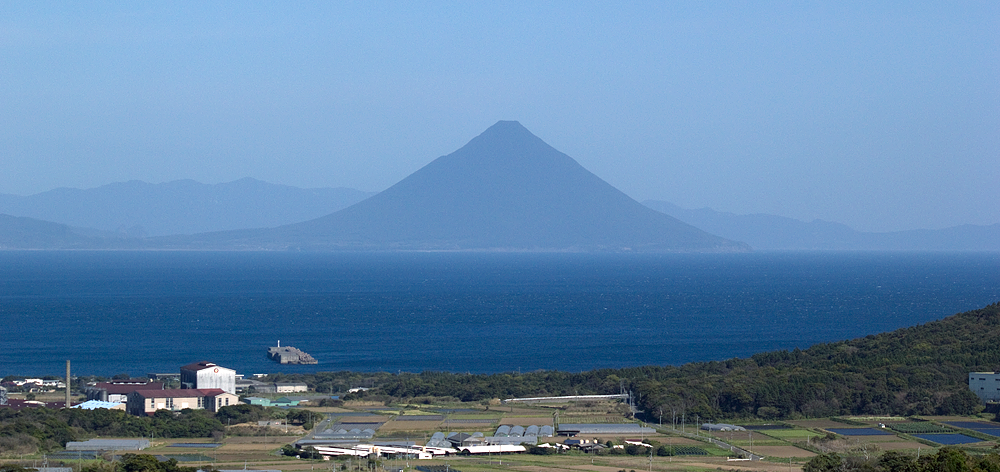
275,302,1000,420
632,301,1000,420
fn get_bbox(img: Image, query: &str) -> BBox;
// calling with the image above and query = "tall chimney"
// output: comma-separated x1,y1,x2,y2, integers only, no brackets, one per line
65,360,71,408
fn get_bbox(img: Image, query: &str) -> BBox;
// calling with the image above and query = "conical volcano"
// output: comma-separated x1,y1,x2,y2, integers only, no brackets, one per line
188,121,749,252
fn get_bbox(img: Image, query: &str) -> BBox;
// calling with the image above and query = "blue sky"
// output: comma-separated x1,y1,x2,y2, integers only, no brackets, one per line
1,2,997,232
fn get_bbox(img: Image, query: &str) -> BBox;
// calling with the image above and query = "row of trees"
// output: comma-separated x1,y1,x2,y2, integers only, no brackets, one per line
266,369,622,403
805,449,1000,472
0,406,229,453
0,403,321,454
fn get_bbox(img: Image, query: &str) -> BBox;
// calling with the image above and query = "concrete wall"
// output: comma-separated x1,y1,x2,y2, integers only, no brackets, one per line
197,367,236,395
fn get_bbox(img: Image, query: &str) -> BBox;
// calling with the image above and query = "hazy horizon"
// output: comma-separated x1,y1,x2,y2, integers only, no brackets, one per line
2,174,997,236
2,3,997,232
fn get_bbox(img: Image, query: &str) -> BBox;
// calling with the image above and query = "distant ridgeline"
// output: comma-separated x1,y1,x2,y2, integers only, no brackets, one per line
0,121,747,252
266,302,1000,419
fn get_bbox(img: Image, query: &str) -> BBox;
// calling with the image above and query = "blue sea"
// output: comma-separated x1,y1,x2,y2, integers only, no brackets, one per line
1,251,998,377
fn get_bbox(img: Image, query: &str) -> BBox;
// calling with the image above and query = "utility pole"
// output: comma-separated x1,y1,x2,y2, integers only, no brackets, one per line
65,360,71,408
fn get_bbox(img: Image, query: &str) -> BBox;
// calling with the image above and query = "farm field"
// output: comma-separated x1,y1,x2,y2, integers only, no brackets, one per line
336,415,390,423
751,445,817,458
886,422,954,434
498,416,554,426
656,437,704,446
759,428,823,441
378,420,444,432
788,419,853,429
877,440,935,450
19,392,1000,472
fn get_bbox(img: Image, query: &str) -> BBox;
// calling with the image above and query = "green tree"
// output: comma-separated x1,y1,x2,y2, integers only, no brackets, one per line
919,448,970,472
878,451,917,472
1,465,38,472
804,452,842,472
118,453,166,472
216,404,265,425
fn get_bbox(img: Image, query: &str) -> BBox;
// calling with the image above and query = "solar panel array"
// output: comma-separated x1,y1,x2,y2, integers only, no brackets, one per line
912,434,983,445
944,422,1000,437
743,424,791,430
65,439,151,451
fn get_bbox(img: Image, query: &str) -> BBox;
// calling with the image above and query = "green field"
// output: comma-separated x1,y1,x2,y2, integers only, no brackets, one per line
449,414,502,420
760,428,825,440
660,446,709,456
889,423,954,434
727,438,787,447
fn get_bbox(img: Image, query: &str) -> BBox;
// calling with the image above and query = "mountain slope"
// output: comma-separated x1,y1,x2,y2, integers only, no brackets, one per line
628,301,1000,419
0,178,374,237
181,121,748,252
644,199,1000,251
0,214,112,249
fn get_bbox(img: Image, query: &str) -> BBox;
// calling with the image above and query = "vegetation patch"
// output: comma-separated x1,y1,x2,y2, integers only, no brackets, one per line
761,428,824,440
889,422,955,434
830,417,869,426
658,445,708,456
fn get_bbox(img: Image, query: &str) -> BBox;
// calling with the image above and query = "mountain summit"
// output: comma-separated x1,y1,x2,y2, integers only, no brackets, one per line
186,121,749,252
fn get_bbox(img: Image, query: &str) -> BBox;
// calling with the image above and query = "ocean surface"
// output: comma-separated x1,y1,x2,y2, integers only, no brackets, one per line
1,251,998,377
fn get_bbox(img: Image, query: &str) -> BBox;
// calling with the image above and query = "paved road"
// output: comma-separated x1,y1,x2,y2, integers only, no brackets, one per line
300,413,337,442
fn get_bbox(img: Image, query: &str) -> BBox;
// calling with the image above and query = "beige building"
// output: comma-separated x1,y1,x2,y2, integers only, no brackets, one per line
127,388,240,416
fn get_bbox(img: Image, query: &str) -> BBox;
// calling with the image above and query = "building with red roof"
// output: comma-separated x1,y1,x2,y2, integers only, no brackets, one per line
127,388,239,416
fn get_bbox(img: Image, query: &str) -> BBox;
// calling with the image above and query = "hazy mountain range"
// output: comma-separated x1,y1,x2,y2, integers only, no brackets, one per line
0,121,995,251
156,121,746,252
0,178,374,237
642,200,1000,251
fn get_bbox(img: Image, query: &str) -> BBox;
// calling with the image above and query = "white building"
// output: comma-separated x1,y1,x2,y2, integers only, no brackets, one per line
180,361,236,395
275,382,309,393
969,372,1000,402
